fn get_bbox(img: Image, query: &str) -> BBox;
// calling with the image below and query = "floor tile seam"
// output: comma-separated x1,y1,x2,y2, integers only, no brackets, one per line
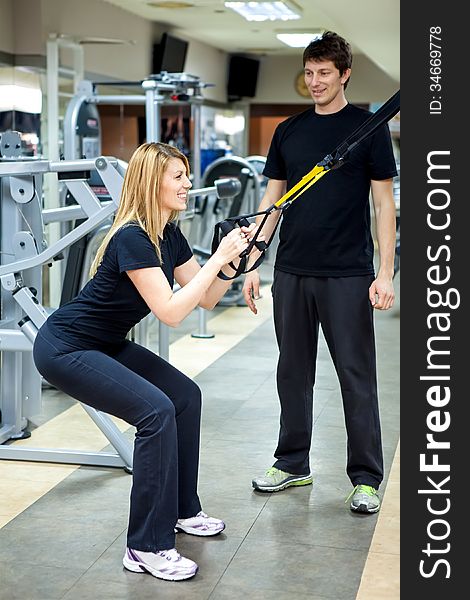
206,498,273,599
243,533,374,554
206,536,249,600
57,528,127,600
0,526,127,569
0,286,273,529
209,575,357,600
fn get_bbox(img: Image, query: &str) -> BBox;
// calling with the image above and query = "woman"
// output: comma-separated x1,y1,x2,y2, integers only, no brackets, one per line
33,142,257,581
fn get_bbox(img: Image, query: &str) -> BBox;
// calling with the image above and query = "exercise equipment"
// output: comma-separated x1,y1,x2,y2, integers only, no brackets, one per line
191,156,261,305
0,131,240,469
0,132,132,469
63,73,215,352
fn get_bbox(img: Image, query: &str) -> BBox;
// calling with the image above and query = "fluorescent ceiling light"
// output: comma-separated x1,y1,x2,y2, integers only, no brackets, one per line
224,1,301,22
277,32,323,48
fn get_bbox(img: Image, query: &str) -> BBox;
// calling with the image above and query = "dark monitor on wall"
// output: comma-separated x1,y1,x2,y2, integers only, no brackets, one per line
152,33,188,74
227,55,260,101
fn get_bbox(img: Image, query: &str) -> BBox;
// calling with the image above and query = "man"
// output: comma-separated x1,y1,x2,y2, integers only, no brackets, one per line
244,32,397,514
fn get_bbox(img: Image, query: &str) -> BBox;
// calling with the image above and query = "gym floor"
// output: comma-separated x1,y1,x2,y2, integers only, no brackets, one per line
0,267,400,599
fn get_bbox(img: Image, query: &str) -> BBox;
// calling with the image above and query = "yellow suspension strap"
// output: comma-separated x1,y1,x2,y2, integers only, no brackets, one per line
212,164,332,280
214,90,400,280
273,163,328,210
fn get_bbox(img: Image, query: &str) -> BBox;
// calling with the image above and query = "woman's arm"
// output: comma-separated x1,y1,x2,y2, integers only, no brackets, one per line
173,223,263,310
173,257,236,311
127,229,248,327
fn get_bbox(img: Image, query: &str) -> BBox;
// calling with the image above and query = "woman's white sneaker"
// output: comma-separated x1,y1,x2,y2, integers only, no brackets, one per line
123,547,198,581
175,511,225,537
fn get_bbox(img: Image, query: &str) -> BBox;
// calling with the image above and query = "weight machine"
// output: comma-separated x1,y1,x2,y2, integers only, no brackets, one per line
61,72,214,354
0,130,240,471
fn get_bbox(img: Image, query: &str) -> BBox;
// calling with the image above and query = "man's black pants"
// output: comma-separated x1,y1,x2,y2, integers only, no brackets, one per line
272,270,383,488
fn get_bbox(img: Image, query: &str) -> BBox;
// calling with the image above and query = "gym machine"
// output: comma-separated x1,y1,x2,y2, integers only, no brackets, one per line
62,72,213,353
63,72,212,186
0,130,240,470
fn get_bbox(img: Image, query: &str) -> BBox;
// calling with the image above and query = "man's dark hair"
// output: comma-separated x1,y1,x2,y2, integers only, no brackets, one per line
303,31,352,89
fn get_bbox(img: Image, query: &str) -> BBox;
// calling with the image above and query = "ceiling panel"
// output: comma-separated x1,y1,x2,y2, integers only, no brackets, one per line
103,0,399,82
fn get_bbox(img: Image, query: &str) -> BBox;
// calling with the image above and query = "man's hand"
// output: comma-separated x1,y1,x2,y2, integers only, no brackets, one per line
369,276,395,310
243,270,261,314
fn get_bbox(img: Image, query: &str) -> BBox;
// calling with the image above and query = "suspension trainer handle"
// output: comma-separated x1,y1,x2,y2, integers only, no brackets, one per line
237,218,268,251
211,204,285,280
213,219,247,280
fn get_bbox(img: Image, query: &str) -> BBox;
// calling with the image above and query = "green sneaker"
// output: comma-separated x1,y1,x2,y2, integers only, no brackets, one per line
347,484,381,514
252,467,313,492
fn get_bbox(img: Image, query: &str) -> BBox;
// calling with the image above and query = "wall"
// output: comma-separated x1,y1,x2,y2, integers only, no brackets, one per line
1,1,229,100
42,0,156,81
2,1,397,105
100,114,138,161
249,115,285,156
0,0,14,55
11,0,43,57
0,0,157,80
254,53,398,105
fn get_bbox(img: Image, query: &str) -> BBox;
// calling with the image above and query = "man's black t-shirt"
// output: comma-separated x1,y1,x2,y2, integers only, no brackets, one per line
264,103,397,276
46,222,192,348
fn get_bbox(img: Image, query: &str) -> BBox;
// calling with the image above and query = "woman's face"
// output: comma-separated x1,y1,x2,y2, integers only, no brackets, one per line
160,157,192,218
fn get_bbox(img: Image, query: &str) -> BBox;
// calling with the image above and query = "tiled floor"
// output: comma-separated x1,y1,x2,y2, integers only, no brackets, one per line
0,272,400,599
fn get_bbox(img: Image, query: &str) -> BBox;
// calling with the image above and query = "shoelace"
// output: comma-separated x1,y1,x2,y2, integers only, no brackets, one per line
345,484,377,503
158,548,181,561
179,511,209,524
265,467,280,477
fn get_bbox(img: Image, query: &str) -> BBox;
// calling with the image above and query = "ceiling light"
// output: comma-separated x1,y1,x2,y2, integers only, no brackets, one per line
276,32,324,48
224,1,301,22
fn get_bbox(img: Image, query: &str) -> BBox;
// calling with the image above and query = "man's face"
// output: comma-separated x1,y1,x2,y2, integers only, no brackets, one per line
304,59,351,107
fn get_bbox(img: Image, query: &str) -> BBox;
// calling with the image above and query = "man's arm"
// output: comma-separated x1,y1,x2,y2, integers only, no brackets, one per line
370,178,396,310
242,179,286,314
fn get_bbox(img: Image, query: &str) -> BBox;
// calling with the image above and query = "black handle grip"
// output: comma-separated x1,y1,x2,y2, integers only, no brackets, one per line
215,178,242,199
238,218,267,251
219,220,235,235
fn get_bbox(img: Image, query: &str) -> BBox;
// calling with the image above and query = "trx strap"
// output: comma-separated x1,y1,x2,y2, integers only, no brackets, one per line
213,90,400,281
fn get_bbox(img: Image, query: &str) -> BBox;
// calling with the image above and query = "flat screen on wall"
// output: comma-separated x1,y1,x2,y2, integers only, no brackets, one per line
227,55,260,101
152,33,188,74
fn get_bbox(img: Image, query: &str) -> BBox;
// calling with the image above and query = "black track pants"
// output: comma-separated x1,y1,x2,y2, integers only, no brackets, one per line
272,270,383,488
33,324,202,552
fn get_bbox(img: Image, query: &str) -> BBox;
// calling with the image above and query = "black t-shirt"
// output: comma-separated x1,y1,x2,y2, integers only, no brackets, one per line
264,103,397,276
46,222,193,348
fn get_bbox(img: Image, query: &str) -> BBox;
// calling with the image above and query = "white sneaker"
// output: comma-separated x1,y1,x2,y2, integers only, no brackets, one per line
175,511,225,537
123,547,198,581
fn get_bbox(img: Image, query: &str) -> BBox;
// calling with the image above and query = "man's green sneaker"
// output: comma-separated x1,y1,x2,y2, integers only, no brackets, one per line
347,484,381,514
252,467,313,492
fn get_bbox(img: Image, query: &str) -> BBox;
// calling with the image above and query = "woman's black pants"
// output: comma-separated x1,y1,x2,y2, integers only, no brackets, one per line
33,324,202,552
272,271,384,489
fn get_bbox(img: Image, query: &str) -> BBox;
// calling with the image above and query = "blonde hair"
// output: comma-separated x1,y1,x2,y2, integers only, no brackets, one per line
90,142,190,276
